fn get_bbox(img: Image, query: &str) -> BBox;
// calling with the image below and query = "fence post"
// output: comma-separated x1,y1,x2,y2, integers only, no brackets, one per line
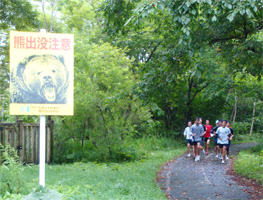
18,120,25,162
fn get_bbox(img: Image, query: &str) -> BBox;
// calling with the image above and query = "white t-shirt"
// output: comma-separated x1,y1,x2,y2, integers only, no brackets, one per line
184,127,192,140
216,127,231,144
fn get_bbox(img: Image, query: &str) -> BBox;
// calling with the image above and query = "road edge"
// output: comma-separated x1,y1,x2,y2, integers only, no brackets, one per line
226,149,263,200
156,143,261,199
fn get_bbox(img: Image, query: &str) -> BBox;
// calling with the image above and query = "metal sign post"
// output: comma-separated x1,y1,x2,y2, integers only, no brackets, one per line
39,29,46,187
39,115,46,187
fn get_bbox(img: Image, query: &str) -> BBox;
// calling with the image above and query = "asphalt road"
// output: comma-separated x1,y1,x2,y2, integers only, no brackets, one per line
158,143,258,200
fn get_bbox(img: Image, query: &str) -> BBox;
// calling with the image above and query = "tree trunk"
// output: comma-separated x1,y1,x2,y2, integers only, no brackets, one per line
1,102,4,122
233,96,239,122
249,102,256,135
223,89,231,119
230,108,234,122
41,0,48,30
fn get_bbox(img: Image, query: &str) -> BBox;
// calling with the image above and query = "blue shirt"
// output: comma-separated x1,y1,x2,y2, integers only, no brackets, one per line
190,124,204,142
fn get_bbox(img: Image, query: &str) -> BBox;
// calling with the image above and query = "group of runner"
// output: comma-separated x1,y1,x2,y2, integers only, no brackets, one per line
183,117,234,163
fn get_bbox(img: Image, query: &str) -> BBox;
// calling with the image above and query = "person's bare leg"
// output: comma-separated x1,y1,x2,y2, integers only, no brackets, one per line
187,143,190,154
206,139,210,152
219,146,224,159
222,146,226,162
197,143,201,156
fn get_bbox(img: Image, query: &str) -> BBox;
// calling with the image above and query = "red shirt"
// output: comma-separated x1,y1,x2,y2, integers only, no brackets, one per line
204,125,212,138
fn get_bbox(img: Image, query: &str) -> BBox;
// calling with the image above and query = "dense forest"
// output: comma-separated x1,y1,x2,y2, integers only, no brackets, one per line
0,0,262,163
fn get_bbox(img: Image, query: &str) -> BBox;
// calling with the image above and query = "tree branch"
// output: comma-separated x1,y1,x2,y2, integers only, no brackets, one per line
146,40,162,63
41,0,48,30
189,82,209,104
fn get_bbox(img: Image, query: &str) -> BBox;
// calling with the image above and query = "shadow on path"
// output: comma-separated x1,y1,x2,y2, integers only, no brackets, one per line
157,143,258,200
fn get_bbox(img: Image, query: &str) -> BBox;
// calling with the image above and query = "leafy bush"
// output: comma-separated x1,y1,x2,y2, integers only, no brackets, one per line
232,133,262,144
53,135,182,163
234,146,263,184
231,122,251,135
0,144,33,198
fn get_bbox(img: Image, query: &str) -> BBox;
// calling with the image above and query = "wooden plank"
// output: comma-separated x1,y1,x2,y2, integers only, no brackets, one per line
32,126,37,164
4,127,7,146
10,127,14,147
13,127,17,150
24,126,28,163
7,128,12,146
27,126,31,163
19,121,23,161
36,126,39,164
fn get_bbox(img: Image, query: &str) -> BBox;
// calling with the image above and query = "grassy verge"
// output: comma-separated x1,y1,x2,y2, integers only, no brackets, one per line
1,138,185,200
234,144,263,184
231,133,262,144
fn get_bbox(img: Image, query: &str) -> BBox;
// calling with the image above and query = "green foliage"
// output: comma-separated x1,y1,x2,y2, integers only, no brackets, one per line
1,138,184,199
0,144,33,197
231,133,262,144
231,122,251,135
52,28,156,162
0,0,39,30
235,143,263,184
22,186,63,200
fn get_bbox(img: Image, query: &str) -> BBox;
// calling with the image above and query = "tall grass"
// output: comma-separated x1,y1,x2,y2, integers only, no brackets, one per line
234,143,263,184
1,137,185,199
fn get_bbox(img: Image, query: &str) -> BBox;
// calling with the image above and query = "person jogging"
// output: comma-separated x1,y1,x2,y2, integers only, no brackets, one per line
211,120,220,158
184,121,193,157
191,117,204,162
199,118,206,155
216,120,231,164
226,121,234,160
204,119,212,155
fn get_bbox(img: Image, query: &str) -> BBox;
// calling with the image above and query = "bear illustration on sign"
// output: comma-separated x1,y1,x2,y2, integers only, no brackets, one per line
10,55,69,104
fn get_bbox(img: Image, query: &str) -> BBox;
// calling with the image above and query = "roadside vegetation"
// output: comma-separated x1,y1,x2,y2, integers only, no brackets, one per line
234,141,263,184
0,138,184,199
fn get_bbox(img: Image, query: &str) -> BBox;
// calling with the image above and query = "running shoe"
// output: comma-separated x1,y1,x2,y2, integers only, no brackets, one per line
195,157,199,162
226,156,229,160
222,160,225,164
202,149,206,155
215,155,218,158
187,154,191,157
206,151,208,155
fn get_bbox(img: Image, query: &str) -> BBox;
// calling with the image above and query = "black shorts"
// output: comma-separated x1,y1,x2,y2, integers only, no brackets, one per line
192,141,201,146
204,137,210,142
226,141,231,151
186,139,192,145
214,138,218,146
219,144,228,148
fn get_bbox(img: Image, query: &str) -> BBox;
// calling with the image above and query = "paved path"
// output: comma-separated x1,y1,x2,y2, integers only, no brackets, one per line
158,143,257,200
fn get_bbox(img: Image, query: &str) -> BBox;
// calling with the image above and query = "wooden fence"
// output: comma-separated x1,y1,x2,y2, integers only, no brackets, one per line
0,120,54,164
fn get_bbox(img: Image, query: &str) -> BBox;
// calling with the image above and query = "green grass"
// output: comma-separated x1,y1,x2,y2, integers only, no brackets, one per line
1,140,185,200
234,144,263,184
231,133,262,144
